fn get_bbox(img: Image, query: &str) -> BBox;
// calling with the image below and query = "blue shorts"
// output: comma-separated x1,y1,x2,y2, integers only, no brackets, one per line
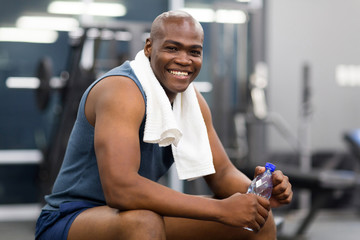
35,201,102,240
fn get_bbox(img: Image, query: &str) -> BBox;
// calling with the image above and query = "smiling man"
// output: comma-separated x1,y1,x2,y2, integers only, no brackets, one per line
145,12,203,101
35,10,292,240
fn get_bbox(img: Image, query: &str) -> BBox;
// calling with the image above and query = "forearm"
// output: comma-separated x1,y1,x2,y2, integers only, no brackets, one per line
106,174,222,222
206,164,251,199
202,114,252,199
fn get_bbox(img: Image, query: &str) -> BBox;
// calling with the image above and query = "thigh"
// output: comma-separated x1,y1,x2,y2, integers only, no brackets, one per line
68,206,166,240
164,210,276,240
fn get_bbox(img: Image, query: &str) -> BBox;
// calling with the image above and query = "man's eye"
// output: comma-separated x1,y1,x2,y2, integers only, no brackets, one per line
191,50,201,56
166,46,177,51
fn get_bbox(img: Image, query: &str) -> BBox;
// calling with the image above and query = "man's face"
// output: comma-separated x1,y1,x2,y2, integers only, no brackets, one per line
145,18,203,101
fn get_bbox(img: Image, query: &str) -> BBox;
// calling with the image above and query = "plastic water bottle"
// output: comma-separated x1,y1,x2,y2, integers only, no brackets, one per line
247,162,276,199
244,162,276,231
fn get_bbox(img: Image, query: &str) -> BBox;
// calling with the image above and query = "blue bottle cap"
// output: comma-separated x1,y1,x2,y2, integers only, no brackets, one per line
265,162,276,172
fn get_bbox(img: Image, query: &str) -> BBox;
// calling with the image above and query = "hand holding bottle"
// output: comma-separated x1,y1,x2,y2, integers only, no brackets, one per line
218,192,270,232
247,162,276,199
244,162,276,231
251,163,293,208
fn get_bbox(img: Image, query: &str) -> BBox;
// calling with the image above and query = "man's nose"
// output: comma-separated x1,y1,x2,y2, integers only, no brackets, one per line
174,51,191,65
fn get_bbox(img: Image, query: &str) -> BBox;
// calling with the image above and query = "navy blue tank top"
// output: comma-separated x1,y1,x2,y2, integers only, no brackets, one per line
44,61,174,210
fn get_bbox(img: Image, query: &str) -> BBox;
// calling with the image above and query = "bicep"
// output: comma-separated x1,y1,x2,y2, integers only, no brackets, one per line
90,77,145,200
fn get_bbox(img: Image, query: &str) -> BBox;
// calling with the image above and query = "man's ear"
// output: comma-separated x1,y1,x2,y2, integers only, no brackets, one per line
144,38,152,59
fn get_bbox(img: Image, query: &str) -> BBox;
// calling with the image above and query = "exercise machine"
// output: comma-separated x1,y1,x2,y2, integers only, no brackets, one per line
232,62,360,239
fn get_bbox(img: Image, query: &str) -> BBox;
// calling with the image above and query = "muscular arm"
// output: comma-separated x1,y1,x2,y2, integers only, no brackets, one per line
85,78,269,230
87,77,222,220
196,89,292,206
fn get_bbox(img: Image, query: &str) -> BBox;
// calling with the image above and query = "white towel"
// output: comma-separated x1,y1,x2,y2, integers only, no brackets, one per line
130,50,215,180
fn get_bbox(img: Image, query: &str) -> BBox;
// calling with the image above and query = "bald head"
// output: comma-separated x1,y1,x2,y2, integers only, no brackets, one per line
150,10,204,42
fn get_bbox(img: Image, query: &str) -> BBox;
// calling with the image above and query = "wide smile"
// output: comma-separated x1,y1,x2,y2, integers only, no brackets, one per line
168,70,191,78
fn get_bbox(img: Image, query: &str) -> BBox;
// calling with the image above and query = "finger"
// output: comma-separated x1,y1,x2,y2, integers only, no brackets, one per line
270,188,293,207
272,175,290,195
271,170,285,185
274,179,291,196
254,166,266,178
256,212,267,229
285,189,294,203
257,195,271,211
249,223,261,233
255,203,270,230
248,220,261,233
274,186,293,203
257,202,270,220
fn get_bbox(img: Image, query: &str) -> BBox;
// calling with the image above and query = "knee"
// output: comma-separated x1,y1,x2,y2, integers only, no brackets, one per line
120,210,166,240
256,211,277,240
126,209,165,230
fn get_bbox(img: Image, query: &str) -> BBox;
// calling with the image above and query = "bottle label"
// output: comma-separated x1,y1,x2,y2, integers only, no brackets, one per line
255,179,263,188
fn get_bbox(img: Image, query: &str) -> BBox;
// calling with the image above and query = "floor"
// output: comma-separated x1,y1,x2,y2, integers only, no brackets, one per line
278,209,360,240
0,205,359,240
0,221,36,240
0,204,40,240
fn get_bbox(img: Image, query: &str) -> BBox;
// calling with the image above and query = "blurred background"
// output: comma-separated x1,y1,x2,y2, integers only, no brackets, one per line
0,0,360,239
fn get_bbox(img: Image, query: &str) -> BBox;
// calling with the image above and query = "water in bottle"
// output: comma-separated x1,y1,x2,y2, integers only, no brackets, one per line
246,162,276,199
244,162,276,231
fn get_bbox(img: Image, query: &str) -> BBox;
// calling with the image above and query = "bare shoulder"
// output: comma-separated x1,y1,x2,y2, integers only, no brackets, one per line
85,75,145,127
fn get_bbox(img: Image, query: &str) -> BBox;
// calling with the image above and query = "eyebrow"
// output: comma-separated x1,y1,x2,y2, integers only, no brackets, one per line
164,39,203,50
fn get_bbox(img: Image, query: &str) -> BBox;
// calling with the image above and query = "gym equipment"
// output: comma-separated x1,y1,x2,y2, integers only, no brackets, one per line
35,57,52,111
344,129,360,162
225,60,360,239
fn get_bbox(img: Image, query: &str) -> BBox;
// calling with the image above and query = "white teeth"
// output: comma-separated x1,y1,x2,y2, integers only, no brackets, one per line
169,70,188,76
